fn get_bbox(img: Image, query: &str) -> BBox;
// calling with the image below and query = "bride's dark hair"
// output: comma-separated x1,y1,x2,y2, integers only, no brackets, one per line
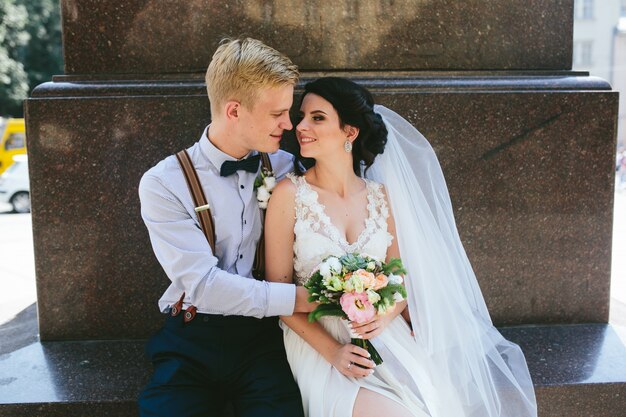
297,77,388,176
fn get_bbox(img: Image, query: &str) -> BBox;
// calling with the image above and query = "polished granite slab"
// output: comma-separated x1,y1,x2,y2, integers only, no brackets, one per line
60,0,573,74
0,324,624,416
501,324,626,386
0,340,149,416
502,324,626,416
25,74,618,340
0,340,150,405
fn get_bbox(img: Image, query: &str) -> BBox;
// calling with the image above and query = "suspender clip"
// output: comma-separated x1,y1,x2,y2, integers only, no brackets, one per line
171,292,185,317
194,204,211,213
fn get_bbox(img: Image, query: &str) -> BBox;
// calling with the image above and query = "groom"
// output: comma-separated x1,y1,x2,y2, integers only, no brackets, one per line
137,38,312,416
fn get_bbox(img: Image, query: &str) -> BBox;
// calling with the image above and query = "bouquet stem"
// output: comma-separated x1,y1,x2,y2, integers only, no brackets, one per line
352,338,383,365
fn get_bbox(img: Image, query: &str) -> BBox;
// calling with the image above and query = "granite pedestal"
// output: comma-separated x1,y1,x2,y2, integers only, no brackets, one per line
1,1,624,416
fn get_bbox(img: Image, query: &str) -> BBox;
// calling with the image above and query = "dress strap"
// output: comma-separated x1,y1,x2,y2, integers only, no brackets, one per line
286,173,307,223
286,172,299,186
365,180,390,226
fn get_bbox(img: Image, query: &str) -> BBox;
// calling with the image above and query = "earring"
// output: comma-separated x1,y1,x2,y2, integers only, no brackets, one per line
344,140,353,153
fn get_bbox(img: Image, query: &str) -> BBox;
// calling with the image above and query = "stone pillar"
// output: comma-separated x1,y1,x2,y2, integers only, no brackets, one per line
1,1,624,416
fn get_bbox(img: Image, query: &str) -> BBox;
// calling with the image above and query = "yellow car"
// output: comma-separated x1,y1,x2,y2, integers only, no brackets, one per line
0,118,27,175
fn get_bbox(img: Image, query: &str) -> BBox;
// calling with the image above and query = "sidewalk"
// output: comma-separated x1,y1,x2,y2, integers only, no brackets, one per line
610,187,626,330
0,209,37,354
0,209,35,323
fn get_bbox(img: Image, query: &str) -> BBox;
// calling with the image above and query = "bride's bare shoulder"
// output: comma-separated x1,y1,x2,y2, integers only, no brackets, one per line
266,176,298,213
275,174,298,193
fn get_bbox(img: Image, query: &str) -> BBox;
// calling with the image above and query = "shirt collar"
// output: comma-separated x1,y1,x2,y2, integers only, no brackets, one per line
198,125,257,171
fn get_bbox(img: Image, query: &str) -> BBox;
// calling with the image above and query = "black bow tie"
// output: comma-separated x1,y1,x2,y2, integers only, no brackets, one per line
220,154,260,177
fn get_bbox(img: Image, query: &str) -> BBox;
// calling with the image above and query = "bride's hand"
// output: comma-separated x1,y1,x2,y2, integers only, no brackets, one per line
327,344,375,378
350,312,394,340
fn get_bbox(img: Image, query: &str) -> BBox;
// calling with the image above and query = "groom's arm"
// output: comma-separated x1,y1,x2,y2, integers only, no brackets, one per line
139,172,302,319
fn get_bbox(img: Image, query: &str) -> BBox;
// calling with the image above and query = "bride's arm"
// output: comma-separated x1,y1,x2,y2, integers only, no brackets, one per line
385,194,412,326
265,178,375,378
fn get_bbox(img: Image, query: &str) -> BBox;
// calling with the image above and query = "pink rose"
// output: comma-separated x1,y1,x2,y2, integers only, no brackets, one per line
340,292,376,323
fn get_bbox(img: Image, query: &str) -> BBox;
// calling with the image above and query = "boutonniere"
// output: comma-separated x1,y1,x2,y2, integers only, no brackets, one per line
254,167,276,209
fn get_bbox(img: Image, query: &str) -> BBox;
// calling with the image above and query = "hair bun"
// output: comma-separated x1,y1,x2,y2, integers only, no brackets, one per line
355,111,387,174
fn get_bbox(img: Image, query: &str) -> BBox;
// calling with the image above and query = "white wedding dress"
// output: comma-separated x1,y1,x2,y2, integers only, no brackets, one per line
280,106,536,417
282,173,439,417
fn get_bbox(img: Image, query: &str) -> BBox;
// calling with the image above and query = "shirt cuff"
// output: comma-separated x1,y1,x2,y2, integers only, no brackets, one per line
265,282,296,317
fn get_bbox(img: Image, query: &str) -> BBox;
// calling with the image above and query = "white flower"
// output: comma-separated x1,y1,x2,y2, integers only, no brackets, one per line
263,176,276,191
255,168,275,209
393,291,404,302
319,262,332,278
344,275,364,293
366,261,376,271
323,275,344,291
326,257,342,274
256,186,270,202
388,274,403,285
366,289,381,304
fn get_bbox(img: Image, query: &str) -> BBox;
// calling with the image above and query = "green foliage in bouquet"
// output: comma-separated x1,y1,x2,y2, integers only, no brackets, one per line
305,254,407,323
304,253,408,366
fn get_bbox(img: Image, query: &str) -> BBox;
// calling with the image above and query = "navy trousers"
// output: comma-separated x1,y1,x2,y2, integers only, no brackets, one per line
138,313,304,417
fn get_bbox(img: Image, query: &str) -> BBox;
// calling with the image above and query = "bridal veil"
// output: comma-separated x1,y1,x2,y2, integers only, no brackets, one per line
365,105,537,417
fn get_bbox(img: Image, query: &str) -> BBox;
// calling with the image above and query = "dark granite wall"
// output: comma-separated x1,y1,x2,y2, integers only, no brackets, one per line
22,0,619,343
60,0,573,74
27,73,617,340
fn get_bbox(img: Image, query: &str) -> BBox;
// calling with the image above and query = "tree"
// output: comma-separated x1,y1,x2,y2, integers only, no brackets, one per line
0,0,30,116
0,0,62,117
17,0,63,90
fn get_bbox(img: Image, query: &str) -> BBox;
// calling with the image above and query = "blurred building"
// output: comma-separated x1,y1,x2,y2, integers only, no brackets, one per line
573,0,624,148
614,9,626,150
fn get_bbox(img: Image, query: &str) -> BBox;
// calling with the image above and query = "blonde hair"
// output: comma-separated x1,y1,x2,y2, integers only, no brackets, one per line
205,38,299,115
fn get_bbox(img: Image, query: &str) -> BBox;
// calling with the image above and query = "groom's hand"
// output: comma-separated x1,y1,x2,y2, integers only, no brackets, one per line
293,286,318,313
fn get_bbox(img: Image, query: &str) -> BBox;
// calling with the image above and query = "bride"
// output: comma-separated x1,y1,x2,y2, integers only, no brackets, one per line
264,77,537,417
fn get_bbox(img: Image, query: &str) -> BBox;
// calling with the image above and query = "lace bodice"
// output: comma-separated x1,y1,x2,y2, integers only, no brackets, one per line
288,173,393,285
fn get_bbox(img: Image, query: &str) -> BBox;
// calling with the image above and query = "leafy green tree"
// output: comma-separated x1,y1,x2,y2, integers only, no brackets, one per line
0,0,30,116
0,0,62,117
17,0,62,90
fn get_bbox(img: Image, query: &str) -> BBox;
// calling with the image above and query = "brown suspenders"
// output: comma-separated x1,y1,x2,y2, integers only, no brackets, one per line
175,150,216,250
170,149,272,322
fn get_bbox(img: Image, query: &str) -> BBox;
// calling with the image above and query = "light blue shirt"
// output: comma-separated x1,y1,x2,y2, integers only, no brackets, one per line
139,127,296,318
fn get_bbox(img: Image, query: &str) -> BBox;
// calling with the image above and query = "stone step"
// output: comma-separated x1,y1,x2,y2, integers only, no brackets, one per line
1,324,625,416
0,340,149,417
501,324,626,416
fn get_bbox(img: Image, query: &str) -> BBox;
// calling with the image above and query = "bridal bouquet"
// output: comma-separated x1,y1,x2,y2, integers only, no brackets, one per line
305,253,407,365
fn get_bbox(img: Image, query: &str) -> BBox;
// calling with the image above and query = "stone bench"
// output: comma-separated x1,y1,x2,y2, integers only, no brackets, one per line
1,324,625,416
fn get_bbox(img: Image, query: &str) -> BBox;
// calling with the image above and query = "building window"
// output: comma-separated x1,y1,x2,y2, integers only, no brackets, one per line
574,41,593,67
575,0,594,20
